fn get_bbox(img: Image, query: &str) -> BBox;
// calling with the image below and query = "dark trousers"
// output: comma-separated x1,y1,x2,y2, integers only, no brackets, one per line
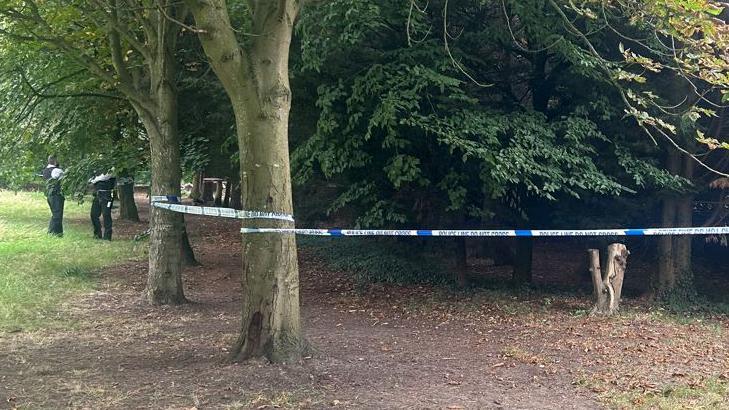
47,194,64,236
91,191,113,240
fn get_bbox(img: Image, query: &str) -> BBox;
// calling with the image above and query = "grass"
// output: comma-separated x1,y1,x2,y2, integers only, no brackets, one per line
0,190,142,331
604,377,729,409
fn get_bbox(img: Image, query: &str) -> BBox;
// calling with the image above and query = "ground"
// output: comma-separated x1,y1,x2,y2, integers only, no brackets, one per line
1,194,728,409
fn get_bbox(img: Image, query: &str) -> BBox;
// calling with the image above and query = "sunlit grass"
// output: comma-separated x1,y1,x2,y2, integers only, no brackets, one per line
0,190,142,331
605,377,729,410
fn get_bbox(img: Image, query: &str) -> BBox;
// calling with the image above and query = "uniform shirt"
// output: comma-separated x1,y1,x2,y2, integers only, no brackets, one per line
89,174,116,191
42,165,64,195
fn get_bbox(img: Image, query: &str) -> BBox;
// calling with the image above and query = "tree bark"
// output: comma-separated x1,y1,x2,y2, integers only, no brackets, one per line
202,179,214,203
657,198,677,290
589,244,629,316
512,238,533,284
190,171,203,203
673,155,695,290
135,22,186,305
656,150,695,300
181,217,200,267
223,177,231,208
214,179,224,207
230,181,242,210
656,150,680,294
118,178,140,222
455,237,468,287
188,0,303,362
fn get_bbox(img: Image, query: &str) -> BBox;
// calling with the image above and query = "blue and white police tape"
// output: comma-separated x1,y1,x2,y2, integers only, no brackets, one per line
239,226,729,237
148,195,729,237
150,195,294,222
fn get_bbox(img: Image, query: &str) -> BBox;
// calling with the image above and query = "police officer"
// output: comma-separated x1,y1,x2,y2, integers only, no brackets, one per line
89,172,116,240
42,156,65,236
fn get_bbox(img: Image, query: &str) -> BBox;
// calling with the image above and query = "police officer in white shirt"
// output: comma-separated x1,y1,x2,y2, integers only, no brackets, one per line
89,172,117,240
41,156,65,236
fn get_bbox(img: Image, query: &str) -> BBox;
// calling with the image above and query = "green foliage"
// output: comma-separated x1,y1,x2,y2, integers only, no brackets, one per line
300,237,452,287
177,43,238,177
294,1,693,231
0,44,145,194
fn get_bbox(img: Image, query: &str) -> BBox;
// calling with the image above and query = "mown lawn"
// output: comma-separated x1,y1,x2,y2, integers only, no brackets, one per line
0,190,141,331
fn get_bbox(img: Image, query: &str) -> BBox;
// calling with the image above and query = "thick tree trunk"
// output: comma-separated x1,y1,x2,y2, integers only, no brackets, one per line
118,178,140,222
135,32,186,305
512,238,533,284
188,0,303,362
589,244,629,316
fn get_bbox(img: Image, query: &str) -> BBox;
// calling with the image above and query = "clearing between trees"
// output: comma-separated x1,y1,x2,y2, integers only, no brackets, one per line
1,197,728,409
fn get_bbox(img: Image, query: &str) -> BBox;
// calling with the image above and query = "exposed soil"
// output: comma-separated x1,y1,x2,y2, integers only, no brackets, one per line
1,197,727,409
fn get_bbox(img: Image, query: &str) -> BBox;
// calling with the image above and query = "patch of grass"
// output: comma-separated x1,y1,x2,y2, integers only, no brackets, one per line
624,307,726,336
605,377,729,410
0,190,142,331
502,345,551,366
224,389,324,409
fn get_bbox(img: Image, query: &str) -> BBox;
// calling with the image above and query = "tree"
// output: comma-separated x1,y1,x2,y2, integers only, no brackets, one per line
0,0,190,304
0,44,145,217
185,0,304,361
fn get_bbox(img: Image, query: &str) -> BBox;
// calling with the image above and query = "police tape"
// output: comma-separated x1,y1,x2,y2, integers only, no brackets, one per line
239,227,729,237
150,195,294,222
149,196,729,237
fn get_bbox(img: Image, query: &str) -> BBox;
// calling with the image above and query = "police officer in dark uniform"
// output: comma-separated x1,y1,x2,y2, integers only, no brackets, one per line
89,172,116,240
42,156,65,236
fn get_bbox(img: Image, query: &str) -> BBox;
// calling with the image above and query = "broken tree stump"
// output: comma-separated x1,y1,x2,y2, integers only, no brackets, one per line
588,243,630,316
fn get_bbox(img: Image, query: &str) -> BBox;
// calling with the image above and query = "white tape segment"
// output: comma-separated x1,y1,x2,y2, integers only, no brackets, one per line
151,195,294,222
239,227,729,237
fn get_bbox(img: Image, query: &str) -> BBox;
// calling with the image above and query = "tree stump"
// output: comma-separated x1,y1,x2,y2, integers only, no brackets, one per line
588,243,629,316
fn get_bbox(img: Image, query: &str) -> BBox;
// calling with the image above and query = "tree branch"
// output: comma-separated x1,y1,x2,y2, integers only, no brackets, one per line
17,69,124,100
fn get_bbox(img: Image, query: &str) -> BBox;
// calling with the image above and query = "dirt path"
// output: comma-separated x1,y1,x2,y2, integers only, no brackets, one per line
1,199,727,409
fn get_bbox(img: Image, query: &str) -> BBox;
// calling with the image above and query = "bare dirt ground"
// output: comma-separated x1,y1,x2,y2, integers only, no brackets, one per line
1,198,728,409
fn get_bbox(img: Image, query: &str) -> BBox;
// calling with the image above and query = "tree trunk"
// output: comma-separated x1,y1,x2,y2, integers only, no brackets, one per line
135,28,186,305
118,178,140,222
672,155,695,294
589,244,629,316
455,237,468,287
188,0,303,362
655,151,695,301
656,150,680,295
657,198,677,291
214,179,224,207
181,217,200,267
230,181,242,210
512,238,533,284
202,179,214,203
223,177,231,208
190,171,203,203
